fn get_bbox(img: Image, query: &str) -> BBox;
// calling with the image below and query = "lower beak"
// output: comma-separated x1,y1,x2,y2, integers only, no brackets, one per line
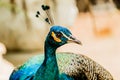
67,35,82,45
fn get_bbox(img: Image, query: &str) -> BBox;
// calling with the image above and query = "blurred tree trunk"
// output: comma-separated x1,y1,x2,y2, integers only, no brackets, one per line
10,0,16,14
113,0,120,9
22,0,31,29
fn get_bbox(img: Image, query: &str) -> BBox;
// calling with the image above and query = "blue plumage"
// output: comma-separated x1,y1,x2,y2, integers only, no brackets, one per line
10,4,114,80
10,55,43,80
10,26,81,80
10,26,113,80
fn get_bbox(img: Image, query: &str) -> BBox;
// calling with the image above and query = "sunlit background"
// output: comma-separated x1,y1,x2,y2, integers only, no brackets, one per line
0,0,120,80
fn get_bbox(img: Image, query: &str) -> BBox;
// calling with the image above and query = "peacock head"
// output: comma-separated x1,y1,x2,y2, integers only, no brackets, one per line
46,26,82,48
36,5,82,48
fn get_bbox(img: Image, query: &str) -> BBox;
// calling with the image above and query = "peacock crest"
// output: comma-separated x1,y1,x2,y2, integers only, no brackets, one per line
36,5,54,25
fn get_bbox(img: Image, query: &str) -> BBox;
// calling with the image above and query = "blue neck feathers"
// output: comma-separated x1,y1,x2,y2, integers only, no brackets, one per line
33,39,59,80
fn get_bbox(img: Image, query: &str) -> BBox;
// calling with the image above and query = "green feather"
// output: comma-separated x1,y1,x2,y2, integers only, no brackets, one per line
10,26,113,80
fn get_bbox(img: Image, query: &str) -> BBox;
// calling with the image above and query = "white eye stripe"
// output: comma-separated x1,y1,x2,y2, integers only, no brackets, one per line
61,32,71,40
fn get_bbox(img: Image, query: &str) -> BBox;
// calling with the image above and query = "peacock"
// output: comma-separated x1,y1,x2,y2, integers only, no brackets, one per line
9,5,114,80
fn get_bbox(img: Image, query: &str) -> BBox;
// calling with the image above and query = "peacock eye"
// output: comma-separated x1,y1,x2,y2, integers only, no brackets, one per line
56,32,63,38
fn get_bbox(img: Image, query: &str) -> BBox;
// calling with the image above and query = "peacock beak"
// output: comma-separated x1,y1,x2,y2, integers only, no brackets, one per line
67,35,82,45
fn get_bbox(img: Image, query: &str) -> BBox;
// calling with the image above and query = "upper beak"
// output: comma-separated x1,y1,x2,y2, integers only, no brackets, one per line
67,35,82,45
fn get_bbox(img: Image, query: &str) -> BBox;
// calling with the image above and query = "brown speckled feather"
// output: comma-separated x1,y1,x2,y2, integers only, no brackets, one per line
57,52,113,80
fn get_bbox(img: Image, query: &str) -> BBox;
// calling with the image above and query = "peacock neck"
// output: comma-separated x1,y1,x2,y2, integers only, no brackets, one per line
44,41,57,60
34,40,59,80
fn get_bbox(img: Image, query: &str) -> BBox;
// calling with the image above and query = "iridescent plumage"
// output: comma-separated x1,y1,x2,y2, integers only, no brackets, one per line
10,26,113,80
10,4,113,80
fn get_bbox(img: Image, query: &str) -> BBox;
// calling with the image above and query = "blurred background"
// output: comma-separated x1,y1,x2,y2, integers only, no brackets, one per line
0,0,120,80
